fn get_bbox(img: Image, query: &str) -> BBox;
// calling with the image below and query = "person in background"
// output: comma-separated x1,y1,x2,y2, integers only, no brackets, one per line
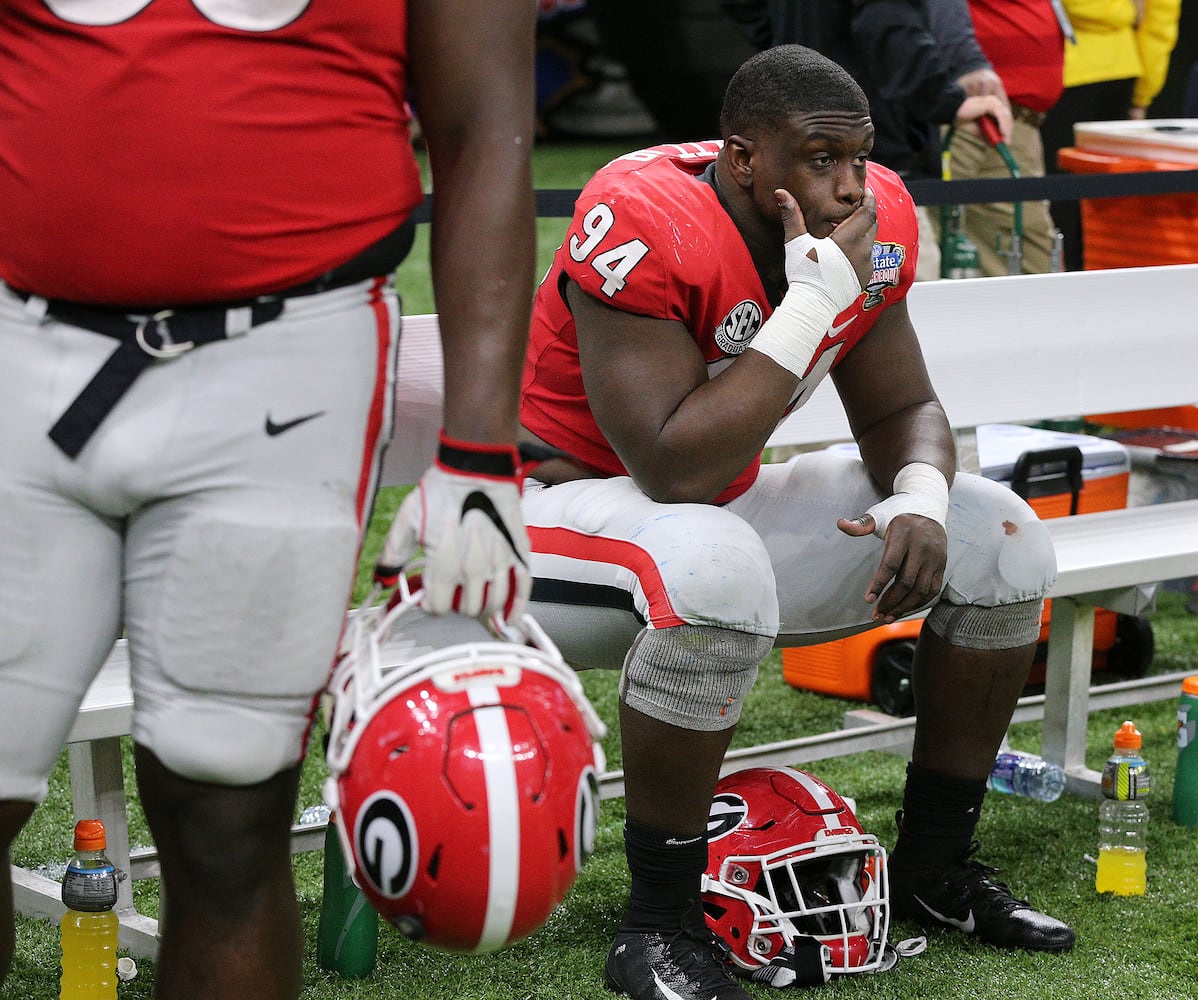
519,43,1074,1000
720,0,1013,280
931,0,1068,275
1041,0,1182,269
0,2,535,997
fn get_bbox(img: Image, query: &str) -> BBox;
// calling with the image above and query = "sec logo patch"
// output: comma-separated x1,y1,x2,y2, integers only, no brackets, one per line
714,300,763,355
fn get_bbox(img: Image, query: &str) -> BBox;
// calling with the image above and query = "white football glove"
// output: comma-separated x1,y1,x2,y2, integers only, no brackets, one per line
376,433,531,621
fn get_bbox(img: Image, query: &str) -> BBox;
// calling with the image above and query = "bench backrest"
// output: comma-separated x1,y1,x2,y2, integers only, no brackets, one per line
379,263,1198,487
769,263,1198,447
379,312,445,488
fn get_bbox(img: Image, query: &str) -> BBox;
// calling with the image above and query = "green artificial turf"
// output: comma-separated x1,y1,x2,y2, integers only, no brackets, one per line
394,139,626,317
9,140,1198,998
13,606,1198,999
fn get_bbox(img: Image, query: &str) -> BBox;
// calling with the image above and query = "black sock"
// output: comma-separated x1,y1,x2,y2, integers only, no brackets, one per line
620,819,708,933
891,761,987,870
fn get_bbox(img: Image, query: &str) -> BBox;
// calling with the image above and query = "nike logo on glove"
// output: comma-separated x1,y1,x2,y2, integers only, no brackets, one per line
461,491,526,565
914,895,976,933
265,411,325,436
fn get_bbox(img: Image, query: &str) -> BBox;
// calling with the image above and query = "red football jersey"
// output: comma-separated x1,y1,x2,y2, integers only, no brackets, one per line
0,0,423,306
521,142,918,502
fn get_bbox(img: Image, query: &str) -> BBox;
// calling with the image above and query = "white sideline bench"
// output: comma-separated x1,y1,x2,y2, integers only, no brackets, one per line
14,263,1198,958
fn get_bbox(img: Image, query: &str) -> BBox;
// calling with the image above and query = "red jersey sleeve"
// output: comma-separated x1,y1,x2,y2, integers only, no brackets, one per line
559,145,729,323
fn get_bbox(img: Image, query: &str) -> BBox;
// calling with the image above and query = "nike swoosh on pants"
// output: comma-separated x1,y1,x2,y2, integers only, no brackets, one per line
265,411,325,436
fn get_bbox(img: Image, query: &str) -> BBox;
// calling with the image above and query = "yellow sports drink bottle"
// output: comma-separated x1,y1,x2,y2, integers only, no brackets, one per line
1095,722,1150,896
59,819,119,1000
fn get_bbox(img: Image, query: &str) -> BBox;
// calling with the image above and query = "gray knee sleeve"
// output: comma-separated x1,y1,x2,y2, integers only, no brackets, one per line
620,625,773,731
925,598,1044,651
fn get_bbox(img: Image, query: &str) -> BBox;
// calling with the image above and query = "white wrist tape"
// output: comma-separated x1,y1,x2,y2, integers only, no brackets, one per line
748,232,862,379
864,462,950,538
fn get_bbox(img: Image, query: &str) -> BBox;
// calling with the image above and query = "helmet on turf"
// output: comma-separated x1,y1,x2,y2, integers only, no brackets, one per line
703,766,890,985
324,573,606,953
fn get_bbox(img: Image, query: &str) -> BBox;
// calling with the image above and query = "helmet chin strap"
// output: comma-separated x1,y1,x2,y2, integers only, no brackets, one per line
746,936,831,988
701,874,813,980
745,933,930,988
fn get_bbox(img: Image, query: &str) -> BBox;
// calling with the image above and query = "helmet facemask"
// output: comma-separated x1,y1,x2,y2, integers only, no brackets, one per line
704,768,892,986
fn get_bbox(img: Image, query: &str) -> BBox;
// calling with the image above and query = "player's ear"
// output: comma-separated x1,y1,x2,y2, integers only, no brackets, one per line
724,135,755,188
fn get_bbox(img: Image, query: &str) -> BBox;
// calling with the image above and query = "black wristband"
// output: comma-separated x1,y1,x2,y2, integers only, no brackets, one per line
437,433,519,477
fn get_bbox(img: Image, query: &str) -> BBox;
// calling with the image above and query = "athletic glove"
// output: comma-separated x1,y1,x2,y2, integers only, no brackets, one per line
376,432,531,621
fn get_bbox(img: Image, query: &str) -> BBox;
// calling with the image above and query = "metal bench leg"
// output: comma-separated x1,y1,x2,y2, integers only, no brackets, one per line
1042,597,1103,799
69,739,133,910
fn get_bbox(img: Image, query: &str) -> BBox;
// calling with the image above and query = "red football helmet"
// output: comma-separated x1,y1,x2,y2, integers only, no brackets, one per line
703,767,890,985
324,574,606,954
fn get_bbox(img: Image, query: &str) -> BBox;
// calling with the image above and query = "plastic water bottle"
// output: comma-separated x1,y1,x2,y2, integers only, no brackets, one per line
1173,675,1198,826
316,813,378,977
59,819,119,1000
941,205,981,279
988,748,1066,802
1049,228,1065,273
1096,721,1150,895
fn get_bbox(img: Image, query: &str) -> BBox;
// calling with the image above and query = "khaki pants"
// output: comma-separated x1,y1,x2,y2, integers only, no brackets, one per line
930,117,1058,276
915,205,942,282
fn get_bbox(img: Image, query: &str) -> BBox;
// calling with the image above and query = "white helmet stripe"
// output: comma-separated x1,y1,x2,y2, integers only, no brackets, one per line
789,769,840,831
468,684,520,951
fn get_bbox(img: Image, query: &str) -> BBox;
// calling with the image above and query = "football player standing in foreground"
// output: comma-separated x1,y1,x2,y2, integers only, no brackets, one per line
519,45,1074,1000
0,1,534,996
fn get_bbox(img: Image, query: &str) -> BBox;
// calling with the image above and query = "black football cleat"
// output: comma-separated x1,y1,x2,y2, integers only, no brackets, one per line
604,926,751,1000
890,842,1075,953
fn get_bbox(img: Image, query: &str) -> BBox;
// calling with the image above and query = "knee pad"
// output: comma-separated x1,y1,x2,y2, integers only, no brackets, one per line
128,498,361,785
528,477,780,636
152,509,359,700
942,473,1058,606
632,509,780,635
656,512,780,634
620,624,773,731
926,474,1057,652
135,689,313,785
925,597,1045,651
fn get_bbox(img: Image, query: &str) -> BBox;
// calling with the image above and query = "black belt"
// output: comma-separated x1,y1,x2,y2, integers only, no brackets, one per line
1011,103,1047,129
30,296,286,458
16,220,416,458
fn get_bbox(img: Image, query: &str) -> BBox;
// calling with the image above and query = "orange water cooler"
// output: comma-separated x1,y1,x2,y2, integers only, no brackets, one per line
1057,119,1198,270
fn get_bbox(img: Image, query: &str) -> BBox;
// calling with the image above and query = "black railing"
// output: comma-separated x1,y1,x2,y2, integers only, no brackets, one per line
409,168,1198,223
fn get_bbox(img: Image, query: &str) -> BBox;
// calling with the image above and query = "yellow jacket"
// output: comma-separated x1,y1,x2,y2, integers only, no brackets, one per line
1062,0,1181,108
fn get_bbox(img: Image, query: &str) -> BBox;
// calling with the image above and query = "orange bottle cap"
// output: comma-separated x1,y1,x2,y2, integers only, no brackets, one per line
1183,676,1198,696
1113,721,1142,750
73,819,107,851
